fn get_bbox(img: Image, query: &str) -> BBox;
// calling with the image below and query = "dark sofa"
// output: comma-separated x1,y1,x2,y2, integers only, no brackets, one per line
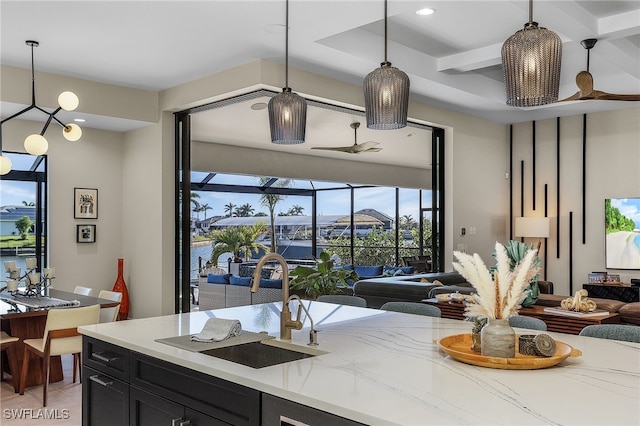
353,271,472,308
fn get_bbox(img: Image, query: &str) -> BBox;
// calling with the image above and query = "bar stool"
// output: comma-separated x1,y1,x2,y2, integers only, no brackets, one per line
1,331,20,392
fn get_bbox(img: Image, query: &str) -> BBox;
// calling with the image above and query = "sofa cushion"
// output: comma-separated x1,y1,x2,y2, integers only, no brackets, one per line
354,265,383,278
535,294,626,312
229,276,253,287
207,273,231,284
259,278,283,289
619,302,640,325
383,266,414,276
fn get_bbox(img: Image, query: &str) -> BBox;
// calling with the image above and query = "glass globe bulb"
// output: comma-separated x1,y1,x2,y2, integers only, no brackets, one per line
0,155,12,175
63,123,82,141
58,91,79,111
24,134,49,155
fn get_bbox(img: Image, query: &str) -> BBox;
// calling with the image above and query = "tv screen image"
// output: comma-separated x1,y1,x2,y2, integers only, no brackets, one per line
605,197,640,269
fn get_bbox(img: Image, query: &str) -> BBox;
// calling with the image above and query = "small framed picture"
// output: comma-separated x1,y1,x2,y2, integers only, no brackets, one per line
74,188,98,219
606,274,621,283
588,272,605,283
77,224,96,243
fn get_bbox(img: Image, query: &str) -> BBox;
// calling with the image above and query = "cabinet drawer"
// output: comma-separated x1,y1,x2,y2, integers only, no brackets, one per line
131,352,260,426
83,336,130,382
83,366,129,426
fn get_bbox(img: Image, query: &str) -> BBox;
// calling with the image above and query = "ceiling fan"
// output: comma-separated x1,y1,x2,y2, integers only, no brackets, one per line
311,122,382,154
560,39,640,102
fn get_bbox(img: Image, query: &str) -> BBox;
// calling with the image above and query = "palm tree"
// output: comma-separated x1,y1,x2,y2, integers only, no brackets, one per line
21,201,35,206
200,203,212,219
210,227,243,265
235,203,255,217
193,204,203,220
259,177,291,252
288,205,304,216
224,202,236,217
238,222,269,260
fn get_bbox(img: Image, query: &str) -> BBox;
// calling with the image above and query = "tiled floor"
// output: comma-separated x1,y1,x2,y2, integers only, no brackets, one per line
1,355,82,425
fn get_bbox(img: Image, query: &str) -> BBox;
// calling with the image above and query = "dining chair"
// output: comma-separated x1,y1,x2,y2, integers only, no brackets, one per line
73,286,93,296
508,315,547,331
317,294,367,307
578,324,640,343
0,331,20,393
19,304,100,406
381,302,441,317
97,290,122,323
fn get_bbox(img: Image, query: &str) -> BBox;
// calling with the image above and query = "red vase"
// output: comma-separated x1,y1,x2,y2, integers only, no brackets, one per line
112,258,130,320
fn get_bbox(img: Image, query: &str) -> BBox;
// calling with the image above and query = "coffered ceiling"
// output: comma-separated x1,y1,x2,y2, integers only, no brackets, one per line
1,1,638,168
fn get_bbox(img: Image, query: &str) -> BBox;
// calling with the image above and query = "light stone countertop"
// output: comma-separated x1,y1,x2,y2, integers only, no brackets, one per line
79,301,640,425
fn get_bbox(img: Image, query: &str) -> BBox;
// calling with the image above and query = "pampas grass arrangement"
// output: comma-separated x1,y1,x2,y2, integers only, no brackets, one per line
453,242,540,320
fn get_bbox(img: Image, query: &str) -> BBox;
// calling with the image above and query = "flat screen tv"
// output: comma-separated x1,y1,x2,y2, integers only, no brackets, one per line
605,197,640,269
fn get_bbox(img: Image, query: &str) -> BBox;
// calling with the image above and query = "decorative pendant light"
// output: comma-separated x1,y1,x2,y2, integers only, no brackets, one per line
0,40,82,173
363,0,410,130
268,0,307,144
501,0,562,107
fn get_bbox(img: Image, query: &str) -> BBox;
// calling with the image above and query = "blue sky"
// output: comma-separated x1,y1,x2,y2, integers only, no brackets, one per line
611,198,640,229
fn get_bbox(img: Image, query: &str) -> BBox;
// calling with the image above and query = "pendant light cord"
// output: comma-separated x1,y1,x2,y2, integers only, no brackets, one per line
285,0,289,89
528,0,533,23
30,43,36,105
384,0,388,63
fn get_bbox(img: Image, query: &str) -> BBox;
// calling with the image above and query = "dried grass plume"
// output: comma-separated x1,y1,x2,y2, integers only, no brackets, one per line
452,242,539,319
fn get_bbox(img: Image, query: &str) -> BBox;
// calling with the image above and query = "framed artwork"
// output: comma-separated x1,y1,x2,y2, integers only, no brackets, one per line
74,188,98,219
606,273,621,283
588,272,605,284
77,224,96,243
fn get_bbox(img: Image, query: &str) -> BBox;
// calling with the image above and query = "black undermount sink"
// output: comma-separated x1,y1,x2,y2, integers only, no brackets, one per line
202,341,321,369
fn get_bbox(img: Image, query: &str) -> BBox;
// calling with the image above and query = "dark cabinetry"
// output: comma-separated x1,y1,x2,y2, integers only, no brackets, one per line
583,284,640,303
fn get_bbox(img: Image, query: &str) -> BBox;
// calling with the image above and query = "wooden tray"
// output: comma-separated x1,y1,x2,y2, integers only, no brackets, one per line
438,334,581,370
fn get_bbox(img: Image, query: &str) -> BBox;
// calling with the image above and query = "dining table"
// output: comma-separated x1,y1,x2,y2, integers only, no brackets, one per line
0,288,119,388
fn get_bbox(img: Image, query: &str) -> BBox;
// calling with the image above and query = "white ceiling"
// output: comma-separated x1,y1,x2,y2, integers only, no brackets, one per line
1,1,639,168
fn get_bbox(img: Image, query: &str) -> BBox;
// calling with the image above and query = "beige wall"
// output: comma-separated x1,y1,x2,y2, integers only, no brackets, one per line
3,59,638,318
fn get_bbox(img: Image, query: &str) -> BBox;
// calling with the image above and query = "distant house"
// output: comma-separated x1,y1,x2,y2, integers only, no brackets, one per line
0,205,38,237
197,216,224,235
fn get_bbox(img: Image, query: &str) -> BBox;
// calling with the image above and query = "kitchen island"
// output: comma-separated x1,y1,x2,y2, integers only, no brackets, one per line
79,301,639,425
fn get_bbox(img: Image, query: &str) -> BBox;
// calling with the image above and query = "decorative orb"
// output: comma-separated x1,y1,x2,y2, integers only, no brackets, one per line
63,123,82,141
24,134,48,155
58,91,79,111
0,155,12,175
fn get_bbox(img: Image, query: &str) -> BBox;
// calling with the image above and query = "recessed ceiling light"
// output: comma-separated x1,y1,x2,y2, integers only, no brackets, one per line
251,102,268,110
73,118,86,123
416,8,436,16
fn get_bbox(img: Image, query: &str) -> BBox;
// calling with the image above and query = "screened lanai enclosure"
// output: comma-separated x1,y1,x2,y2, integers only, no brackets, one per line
175,89,445,313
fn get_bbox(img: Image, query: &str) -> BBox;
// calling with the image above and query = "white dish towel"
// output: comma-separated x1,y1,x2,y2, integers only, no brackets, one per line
191,318,242,343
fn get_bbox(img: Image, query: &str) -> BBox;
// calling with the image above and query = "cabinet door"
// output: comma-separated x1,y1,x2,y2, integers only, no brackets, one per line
130,386,184,426
83,366,129,426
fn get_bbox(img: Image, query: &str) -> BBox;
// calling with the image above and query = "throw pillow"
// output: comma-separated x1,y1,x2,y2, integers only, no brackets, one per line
229,276,253,287
259,278,283,289
207,273,231,284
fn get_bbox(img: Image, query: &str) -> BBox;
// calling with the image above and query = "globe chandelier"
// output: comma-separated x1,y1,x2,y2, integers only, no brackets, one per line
0,40,82,175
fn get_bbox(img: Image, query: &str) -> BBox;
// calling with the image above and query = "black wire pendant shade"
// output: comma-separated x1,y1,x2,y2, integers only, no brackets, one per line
268,0,307,144
501,0,562,107
363,0,410,130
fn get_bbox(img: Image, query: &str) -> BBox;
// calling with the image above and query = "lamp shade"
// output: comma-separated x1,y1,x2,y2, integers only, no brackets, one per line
24,134,48,155
268,88,307,144
63,123,82,141
58,91,79,111
363,62,410,129
0,155,11,175
515,217,550,238
502,22,562,107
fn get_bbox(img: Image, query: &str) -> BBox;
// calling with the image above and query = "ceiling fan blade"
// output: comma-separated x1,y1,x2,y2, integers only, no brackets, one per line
353,141,380,152
311,146,355,152
363,147,382,153
560,69,640,102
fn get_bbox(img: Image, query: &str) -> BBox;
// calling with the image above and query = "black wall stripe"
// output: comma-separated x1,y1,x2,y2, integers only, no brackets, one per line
582,114,587,244
520,160,525,243
556,117,560,258
509,125,513,239
544,184,548,280
569,211,574,294
532,121,536,210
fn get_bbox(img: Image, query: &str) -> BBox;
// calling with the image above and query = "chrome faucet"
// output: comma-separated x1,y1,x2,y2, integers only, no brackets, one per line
251,253,300,340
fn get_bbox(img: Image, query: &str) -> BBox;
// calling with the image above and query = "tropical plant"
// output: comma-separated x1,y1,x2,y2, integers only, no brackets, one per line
21,201,35,206
259,177,291,252
224,202,236,217
15,216,34,240
209,224,269,265
237,222,269,260
501,240,541,307
235,203,255,217
290,251,359,299
200,203,212,219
